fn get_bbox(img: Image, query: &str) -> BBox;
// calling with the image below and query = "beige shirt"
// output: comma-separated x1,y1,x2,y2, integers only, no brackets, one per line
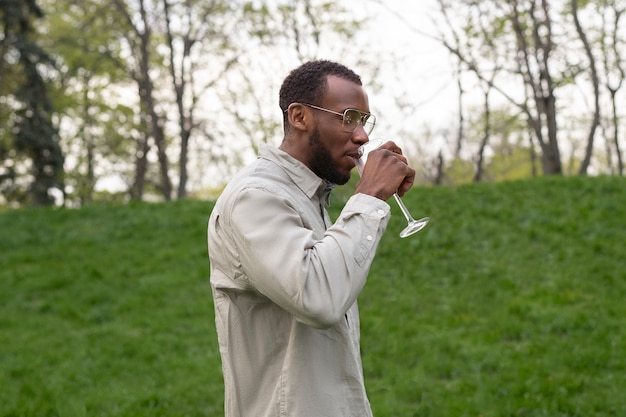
208,144,390,417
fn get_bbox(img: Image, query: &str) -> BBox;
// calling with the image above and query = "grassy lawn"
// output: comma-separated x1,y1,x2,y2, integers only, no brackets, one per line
1,175,625,416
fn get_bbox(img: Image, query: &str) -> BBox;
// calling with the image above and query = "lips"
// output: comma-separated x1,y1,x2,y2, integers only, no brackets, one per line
346,151,360,160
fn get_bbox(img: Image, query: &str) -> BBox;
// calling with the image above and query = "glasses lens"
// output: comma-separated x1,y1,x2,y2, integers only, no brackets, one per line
342,109,361,132
342,109,376,135
363,114,376,135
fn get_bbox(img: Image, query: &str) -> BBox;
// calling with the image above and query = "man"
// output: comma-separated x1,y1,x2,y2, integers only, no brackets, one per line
207,60,415,417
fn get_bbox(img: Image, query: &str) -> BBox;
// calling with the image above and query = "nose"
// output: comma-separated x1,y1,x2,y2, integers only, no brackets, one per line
352,125,369,145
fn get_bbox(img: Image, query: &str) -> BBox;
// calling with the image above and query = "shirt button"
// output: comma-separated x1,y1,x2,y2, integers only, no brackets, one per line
366,235,373,241
377,209,385,216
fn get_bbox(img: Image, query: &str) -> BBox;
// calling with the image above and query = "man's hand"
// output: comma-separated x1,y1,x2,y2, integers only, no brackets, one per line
354,140,415,201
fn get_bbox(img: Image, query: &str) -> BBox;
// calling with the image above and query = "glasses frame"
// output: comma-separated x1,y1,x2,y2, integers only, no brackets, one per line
300,103,376,135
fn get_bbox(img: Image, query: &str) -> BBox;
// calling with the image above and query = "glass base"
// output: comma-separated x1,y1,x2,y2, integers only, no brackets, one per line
399,217,430,238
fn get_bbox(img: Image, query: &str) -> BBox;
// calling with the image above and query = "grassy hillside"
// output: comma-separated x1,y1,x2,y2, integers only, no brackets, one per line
1,175,625,417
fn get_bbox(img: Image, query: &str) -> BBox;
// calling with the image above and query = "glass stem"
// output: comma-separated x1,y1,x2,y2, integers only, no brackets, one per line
393,193,415,222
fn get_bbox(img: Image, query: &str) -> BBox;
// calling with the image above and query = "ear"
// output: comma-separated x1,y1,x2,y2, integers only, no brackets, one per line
287,103,311,132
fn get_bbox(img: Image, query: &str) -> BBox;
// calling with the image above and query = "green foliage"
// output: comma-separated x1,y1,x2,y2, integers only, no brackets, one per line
242,0,362,56
40,0,126,81
1,0,64,206
37,0,146,204
442,157,475,185
484,145,537,181
1,176,625,416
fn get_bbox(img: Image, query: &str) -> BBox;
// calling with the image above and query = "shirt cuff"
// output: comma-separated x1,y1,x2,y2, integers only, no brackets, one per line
346,193,391,219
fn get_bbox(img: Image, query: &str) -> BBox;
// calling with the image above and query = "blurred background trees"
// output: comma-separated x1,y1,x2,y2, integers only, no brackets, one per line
426,0,625,182
1,0,64,206
1,0,624,207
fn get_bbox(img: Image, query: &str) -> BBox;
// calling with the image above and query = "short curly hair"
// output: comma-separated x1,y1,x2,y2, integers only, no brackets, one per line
279,60,362,128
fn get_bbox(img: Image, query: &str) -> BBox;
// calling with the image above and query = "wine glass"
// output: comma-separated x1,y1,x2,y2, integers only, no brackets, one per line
355,138,430,238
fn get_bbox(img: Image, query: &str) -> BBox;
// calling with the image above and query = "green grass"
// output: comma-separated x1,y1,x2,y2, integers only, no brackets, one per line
1,175,625,416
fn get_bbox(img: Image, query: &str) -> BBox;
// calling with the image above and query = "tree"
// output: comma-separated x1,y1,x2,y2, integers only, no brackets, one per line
508,0,564,175
40,0,136,205
106,0,174,201
597,0,625,175
417,0,626,178
416,0,623,177
433,0,527,181
63,0,366,202
571,0,601,175
179,0,372,194
161,0,238,199
0,0,64,206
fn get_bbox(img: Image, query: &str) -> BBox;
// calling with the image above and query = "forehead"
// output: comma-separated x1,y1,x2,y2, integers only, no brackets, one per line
322,75,370,111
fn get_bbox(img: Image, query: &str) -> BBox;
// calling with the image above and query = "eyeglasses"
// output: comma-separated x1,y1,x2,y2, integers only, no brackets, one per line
300,103,376,135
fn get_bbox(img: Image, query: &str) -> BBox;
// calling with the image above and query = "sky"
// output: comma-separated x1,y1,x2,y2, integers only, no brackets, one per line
359,1,459,127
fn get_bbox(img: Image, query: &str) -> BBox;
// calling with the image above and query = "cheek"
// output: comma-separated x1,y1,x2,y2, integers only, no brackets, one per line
316,126,351,159
329,143,349,165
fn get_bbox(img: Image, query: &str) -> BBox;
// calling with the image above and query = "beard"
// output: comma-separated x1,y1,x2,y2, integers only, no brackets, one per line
309,127,351,185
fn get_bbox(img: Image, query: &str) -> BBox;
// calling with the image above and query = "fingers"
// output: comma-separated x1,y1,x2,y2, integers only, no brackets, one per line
356,141,416,201
378,140,404,156
378,141,414,197
396,167,415,197
376,141,411,176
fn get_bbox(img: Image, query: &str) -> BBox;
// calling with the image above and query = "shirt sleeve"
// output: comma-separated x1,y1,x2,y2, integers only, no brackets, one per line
228,188,390,329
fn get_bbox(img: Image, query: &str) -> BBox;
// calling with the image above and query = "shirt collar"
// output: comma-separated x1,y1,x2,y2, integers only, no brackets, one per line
258,143,335,203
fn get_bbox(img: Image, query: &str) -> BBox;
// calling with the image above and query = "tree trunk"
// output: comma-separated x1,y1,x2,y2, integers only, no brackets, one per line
572,0,601,175
543,93,562,175
178,130,190,199
434,150,444,186
600,1,624,175
137,12,172,201
455,58,464,159
163,0,191,200
115,0,172,201
474,89,491,182
510,0,562,175
81,79,95,205
131,131,150,201
610,89,624,175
